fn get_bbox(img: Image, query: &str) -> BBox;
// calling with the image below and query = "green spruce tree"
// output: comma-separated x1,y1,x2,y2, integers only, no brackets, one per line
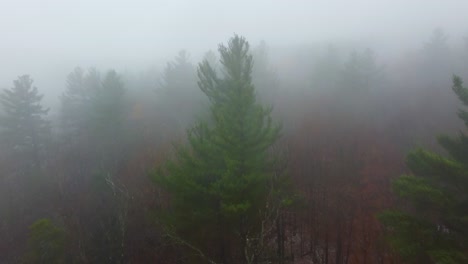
157,50,205,132
59,68,128,263
154,35,287,263
60,67,96,140
89,70,128,263
0,75,50,168
379,76,468,263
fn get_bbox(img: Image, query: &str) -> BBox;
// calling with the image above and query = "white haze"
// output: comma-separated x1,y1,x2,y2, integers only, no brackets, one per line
1,0,467,107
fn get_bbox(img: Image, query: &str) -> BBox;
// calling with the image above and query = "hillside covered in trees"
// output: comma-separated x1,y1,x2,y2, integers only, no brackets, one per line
1,1,468,263
1,30,467,263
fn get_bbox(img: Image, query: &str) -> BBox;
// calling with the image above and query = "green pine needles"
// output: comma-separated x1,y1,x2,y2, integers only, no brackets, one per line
379,75,468,264
153,35,287,263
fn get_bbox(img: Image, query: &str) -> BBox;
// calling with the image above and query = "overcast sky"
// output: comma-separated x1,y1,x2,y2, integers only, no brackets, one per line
1,0,467,104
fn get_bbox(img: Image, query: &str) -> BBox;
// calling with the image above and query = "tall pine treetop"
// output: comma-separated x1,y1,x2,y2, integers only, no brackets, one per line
154,35,286,263
1,75,49,119
0,75,49,152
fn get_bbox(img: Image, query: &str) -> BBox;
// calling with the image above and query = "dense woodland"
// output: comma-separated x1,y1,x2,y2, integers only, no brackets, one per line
1,31,468,263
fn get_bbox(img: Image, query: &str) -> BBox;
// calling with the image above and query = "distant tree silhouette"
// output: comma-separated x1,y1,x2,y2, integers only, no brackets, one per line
0,75,50,169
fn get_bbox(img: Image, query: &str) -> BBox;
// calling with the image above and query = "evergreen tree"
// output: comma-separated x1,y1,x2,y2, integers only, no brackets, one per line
58,68,128,263
92,70,127,168
157,50,205,132
92,70,126,134
379,76,468,263
0,75,50,168
154,35,287,263
0,76,51,264
203,50,219,70
60,67,95,140
59,68,127,173
252,40,279,104
340,48,383,93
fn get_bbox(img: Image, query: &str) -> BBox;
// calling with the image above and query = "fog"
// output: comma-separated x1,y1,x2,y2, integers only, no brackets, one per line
2,0,467,106
2,1,468,263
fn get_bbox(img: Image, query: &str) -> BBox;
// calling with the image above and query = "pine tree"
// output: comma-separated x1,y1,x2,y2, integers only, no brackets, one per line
341,48,383,93
92,70,125,134
252,40,279,104
58,68,128,263
60,67,97,139
89,70,128,263
157,50,205,131
379,76,468,263
0,75,50,168
154,35,287,263
203,50,219,70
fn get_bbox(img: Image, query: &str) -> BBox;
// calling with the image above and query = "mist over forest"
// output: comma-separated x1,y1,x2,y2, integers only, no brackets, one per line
1,1,468,263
